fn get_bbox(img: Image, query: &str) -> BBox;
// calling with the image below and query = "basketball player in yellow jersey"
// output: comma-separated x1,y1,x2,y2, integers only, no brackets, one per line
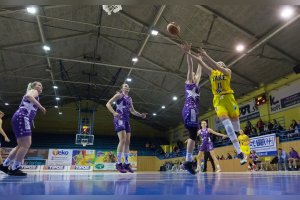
186,48,247,165
238,130,250,156
238,130,256,170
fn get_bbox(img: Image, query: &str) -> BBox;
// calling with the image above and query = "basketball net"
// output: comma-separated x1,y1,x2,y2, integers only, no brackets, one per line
81,139,88,147
102,5,122,15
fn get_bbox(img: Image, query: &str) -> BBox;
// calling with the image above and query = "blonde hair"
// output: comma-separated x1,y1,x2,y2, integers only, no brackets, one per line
0,111,4,115
217,61,227,68
27,81,40,92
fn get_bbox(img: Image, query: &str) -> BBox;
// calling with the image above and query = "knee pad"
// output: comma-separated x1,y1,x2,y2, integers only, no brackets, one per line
188,127,197,141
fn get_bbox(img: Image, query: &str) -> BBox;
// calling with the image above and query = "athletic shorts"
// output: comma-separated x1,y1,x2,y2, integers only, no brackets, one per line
241,145,251,156
213,93,240,118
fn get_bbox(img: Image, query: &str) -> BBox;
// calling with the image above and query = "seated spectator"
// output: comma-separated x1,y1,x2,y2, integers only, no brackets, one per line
297,120,300,133
272,119,284,132
251,126,258,136
233,150,238,159
267,121,274,133
244,121,252,135
256,118,265,134
278,148,288,171
220,155,225,160
216,155,220,160
289,120,298,133
226,153,232,160
288,147,299,170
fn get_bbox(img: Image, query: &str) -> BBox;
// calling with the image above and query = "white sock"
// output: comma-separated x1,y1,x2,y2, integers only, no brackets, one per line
233,142,242,154
12,160,22,170
232,120,241,132
117,152,122,164
124,153,129,164
222,119,241,154
3,158,11,167
186,153,193,162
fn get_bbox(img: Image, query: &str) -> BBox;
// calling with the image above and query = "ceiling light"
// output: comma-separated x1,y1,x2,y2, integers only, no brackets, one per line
126,78,132,82
43,45,51,52
53,85,58,89
56,97,60,100
26,6,37,14
151,30,159,36
4,103,9,106
153,113,157,116
173,96,178,101
59,112,62,115
236,44,245,52
54,105,58,108
132,57,138,62
161,105,166,109
280,6,295,19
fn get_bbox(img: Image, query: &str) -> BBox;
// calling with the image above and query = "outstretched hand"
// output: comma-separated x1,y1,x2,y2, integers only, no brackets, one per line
197,47,207,56
141,113,147,119
179,43,192,53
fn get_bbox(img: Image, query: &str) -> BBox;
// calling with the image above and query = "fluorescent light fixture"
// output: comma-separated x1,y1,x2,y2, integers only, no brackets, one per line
151,30,159,36
26,6,37,14
236,44,245,52
43,45,51,51
132,57,138,62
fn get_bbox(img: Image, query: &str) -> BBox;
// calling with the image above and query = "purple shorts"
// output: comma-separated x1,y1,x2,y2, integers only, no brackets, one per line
114,118,131,133
12,113,32,138
199,142,214,152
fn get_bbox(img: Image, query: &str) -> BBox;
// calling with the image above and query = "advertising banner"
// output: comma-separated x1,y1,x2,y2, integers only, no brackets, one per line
249,133,277,156
47,149,73,166
269,79,300,113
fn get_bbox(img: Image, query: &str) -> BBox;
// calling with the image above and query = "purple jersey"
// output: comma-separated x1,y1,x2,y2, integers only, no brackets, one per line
115,93,131,121
12,95,39,138
199,128,214,152
16,96,39,120
199,128,211,143
182,83,200,128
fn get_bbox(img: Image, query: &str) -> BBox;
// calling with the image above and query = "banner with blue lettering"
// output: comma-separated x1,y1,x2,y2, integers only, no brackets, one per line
239,100,260,122
250,134,277,156
269,79,300,113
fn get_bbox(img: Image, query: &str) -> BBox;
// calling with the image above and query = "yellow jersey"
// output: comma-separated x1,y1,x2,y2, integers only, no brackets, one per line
210,70,234,95
238,134,250,146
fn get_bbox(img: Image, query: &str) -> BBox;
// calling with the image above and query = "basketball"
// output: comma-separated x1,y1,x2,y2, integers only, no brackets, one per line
167,22,180,35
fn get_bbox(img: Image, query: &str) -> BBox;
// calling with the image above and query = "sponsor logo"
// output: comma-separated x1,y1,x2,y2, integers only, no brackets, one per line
21,165,38,170
95,163,105,169
270,95,281,112
46,166,65,170
52,149,69,156
74,166,91,170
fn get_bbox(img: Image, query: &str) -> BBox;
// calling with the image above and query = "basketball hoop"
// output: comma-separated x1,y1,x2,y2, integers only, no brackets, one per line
81,139,88,147
102,5,122,15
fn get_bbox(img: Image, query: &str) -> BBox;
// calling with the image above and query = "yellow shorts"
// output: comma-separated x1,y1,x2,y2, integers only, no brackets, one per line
241,145,251,155
213,93,240,118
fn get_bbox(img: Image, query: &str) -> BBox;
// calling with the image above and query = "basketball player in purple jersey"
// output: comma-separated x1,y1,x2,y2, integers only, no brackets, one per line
180,43,202,174
196,120,227,172
0,82,46,176
106,84,147,173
